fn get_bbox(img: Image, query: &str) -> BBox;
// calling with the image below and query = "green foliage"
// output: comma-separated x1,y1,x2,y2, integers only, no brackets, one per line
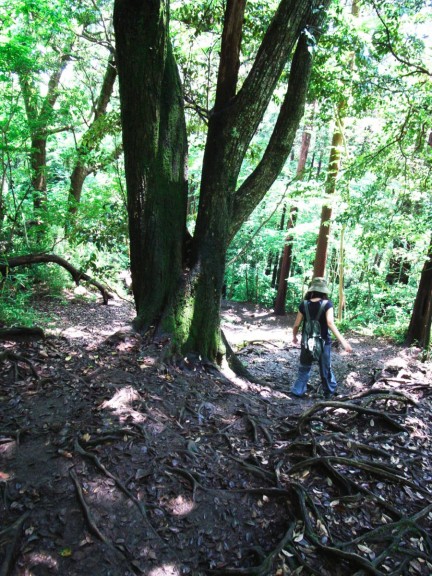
0,0,431,350
0,263,66,326
0,286,40,326
338,281,416,338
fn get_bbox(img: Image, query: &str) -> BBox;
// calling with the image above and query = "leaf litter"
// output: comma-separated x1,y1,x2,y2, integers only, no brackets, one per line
0,297,431,575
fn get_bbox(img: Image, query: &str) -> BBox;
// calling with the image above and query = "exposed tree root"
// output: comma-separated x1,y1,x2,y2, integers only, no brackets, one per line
291,483,386,575
206,521,297,575
74,438,162,544
221,330,264,384
0,511,30,576
297,398,408,433
0,351,39,379
69,468,113,547
289,455,429,495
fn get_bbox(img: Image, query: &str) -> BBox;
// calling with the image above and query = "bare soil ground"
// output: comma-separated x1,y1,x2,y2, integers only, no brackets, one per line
1,295,431,576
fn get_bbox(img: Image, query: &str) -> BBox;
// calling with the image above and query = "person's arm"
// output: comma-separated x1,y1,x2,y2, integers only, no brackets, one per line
292,311,303,345
325,307,352,352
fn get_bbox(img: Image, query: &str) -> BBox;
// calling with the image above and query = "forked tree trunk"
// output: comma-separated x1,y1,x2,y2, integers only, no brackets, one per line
405,235,432,350
19,51,71,218
114,0,330,361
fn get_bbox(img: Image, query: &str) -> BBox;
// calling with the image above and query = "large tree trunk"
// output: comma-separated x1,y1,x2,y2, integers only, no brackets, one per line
405,235,432,350
114,0,188,330
114,0,330,361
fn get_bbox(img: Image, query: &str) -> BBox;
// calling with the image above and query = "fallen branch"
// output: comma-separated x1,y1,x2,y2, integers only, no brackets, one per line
0,327,44,341
0,253,112,304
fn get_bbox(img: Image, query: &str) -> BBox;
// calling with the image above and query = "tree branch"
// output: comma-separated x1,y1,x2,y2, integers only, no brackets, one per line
229,31,315,241
0,253,113,304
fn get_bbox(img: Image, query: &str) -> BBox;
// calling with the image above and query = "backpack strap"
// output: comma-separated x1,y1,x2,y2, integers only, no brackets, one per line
315,299,328,321
303,299,327,322
303,300,311,323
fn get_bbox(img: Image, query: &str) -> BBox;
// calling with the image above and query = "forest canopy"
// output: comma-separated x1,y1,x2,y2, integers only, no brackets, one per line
0,0,431,357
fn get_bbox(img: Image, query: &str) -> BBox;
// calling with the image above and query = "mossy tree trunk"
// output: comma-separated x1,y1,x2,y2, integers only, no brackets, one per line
114,0,188,330
114,0,330,362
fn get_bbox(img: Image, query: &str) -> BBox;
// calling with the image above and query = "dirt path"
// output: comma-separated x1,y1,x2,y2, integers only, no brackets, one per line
1,296,431,576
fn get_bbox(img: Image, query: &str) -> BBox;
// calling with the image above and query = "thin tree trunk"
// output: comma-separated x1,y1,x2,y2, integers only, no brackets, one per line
30,137,47,210
338,225,345,320
312,115,344,277
313,0,358,278
274,117,313,314
67,55,117,220
405,234,432,350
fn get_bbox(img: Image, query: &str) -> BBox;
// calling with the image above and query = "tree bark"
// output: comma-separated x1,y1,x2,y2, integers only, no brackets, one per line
405,235,432,350
67,54,118,219
114,0,330,361
274,120,313,315
114,0,188,330
312,114,344,277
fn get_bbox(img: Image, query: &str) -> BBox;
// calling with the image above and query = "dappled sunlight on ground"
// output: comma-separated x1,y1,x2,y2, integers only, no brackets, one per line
100,386,147,424
148,564,181,576
1,298,431,575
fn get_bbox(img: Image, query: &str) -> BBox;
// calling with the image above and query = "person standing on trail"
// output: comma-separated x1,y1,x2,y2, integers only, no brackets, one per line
291,277,352,398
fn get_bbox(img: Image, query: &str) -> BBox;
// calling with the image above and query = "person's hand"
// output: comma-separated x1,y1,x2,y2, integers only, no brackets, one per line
293,334,299,346
344,342,353,353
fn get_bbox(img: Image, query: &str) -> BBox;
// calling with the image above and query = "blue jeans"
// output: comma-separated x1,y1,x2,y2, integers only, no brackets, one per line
291,344,337,397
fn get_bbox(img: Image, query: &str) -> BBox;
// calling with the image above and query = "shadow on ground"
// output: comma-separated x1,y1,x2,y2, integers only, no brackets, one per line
1,297,431,575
